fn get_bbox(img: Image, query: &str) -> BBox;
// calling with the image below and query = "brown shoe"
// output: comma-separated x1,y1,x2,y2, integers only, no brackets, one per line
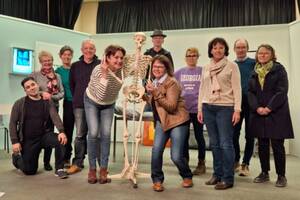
234,162,240,172
182,178,193,188
239,163,250,177
153,182,164,192
193,160,206,175
214,181,233,190
99,168,111,184
67,165,82,175
88,169,97,184
205,176,220,185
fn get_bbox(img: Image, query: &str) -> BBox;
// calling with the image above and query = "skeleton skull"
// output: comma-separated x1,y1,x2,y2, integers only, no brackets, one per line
134,32,146,48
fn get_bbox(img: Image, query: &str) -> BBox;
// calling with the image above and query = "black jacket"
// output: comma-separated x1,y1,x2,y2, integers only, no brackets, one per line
70,55,100,108
248,62,294,139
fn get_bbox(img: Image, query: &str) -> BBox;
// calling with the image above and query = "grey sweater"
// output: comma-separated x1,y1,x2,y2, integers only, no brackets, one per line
30,71,64,107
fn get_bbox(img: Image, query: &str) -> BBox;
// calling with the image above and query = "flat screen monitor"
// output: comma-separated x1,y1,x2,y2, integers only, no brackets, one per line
12,47,34,75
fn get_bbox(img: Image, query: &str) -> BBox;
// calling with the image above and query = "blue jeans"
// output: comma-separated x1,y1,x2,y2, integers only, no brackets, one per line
203,104,235,184
84,93,114,169
151,121,193,183
72,108,88,167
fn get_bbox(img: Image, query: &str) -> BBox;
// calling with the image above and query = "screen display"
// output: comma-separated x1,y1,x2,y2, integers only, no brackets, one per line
12,47,33,75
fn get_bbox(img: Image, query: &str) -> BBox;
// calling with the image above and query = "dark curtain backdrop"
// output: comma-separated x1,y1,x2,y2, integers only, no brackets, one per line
298,0,300,14
49,0,83,29
0,0,48,23
97,0,296,33
0,0,83,29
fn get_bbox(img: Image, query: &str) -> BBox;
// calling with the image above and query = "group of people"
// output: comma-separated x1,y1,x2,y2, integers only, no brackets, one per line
9,29,294,192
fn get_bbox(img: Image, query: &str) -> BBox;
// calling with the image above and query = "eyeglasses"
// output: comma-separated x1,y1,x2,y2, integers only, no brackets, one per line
41,59,53,63
152,65,165,69
186,55,198,58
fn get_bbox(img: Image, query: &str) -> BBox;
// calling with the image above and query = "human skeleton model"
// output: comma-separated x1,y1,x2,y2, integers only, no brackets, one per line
109,32,152,188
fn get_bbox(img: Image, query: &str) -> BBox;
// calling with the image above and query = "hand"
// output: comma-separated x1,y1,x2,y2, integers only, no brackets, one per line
57,133,67,145
100,55,109,79
12,143,22,154
263,107,272,115
42,92,52,100
197,111,203,124
256,107,266,115
145,80,155,93
232,111,240,126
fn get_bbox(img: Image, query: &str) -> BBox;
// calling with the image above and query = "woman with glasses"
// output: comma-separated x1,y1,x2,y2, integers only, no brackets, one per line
249,44,294,187
174,47,206,175
145,55,193,192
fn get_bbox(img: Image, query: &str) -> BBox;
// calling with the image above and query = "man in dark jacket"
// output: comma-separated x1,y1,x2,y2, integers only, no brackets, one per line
67,39,100,174
144,29,174,69
10,77,68,178
144,29,174,111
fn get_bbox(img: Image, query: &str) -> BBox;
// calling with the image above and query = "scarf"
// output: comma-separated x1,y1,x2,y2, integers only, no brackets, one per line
41,67,59,95
209,57,227,101
254,61,273,90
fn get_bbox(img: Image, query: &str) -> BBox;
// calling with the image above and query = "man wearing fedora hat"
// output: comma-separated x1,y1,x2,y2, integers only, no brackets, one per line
143,29,174,112
145,29,174,69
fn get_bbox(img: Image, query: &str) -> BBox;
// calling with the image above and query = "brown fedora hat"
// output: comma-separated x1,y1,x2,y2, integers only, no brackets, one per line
150,29,167,38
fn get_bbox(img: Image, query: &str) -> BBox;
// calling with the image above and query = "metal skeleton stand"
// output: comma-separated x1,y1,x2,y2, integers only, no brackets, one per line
109,32,152,188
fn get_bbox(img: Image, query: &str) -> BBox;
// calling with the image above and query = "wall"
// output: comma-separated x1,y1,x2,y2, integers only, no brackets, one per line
288,20,300,157
74,2,98,34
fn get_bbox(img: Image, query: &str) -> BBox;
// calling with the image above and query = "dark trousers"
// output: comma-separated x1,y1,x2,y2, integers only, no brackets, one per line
183,113,205,162
258,138,286,176
13,133,65,175
43,106,59,165
233,94,254,165
63,100,75,161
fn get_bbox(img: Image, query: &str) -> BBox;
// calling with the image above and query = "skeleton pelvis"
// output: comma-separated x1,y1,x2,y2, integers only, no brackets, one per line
123,85,145,102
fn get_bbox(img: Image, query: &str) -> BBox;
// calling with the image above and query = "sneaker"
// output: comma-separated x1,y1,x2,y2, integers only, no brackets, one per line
44,163,53,171
253,172,270,183
67,165,82,175
234,162,240,172
12,153,22,169
192,160,206,175
275,175,287,187
239,163,250,176
55,169,68,179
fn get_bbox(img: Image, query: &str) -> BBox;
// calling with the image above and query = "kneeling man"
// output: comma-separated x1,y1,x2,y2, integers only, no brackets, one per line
9,77,68,179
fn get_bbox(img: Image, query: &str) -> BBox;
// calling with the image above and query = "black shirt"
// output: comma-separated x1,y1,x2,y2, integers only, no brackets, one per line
144,47,174,70
70,55,100,108
24,97,45,138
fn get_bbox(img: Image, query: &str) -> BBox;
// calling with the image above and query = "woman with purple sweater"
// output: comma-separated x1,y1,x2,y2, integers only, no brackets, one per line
174,47,206,175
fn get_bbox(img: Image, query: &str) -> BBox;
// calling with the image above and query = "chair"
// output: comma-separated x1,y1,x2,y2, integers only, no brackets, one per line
0,115,9,153
0,104,12,153
112,106,153,162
